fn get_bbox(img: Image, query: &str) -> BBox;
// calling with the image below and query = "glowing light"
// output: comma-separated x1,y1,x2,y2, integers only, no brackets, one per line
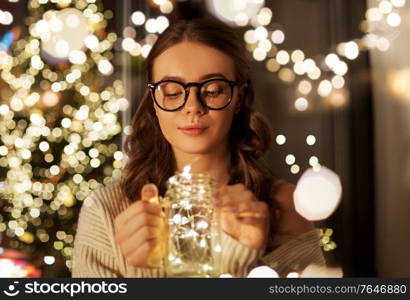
244,30,257,44
391,0,406,7
285,154,296,165
278,68,295,83
306,135,316,146
182,165,192,180
331,75,345,89
376,37,390,51
325,53,339,69
206,0,265,24
44,256,55,265
276,50,290,65
333,61,348,76
156,16,169,33
141,44,152,58
247,266,279,278
41,8,90,60
50,165,60,176
294,97,309,111
318,80,332,97
307,67,321,80
0,105,10,115
0,10,13,25
301,264,343,278
294,166,342,221
344,41,359,60
309,156,320,167
253,48,266,61
266,58,280,72
291,50,305,62
68,50,87,64
366,8,382,22
293,61,306,75
160,1,174,14
254,26,268,41
386,12,401,27
298,80,312,94
98,60,113,75
235,12,249,26
131,11,145,26
290,164,300,174
271,30,285,44
257,7,272,26
55,39,70,57
84,35,99,52
303,59,316,73
378,1,393,14
287,272,300,278
276,134,286,145
42,91,60,107
0,259,29,277
145,18,159,33
39,141,50,152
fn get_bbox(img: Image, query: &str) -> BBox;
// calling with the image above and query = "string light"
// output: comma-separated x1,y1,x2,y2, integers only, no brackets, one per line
235,0,406,111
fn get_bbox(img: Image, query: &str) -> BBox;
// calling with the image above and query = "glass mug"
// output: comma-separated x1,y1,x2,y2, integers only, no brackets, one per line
160,171,222,277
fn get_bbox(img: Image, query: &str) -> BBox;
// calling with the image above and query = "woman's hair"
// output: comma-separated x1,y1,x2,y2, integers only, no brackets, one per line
120,17,280,211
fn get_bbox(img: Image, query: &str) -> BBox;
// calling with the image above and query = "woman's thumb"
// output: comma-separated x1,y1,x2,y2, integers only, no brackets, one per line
141,183,159,203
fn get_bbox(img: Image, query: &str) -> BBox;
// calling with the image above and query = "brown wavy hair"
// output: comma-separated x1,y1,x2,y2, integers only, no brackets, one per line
120,18,280,212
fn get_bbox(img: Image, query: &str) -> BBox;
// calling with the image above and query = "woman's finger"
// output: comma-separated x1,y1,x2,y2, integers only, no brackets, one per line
126,238,159,267
233,201,268,219
141,183,159,203
213,188,255,207
121,225,161,257
115,201,161,232
115,213,162,244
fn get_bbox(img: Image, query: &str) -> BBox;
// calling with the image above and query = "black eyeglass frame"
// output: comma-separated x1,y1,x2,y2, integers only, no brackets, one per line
147,78,239,112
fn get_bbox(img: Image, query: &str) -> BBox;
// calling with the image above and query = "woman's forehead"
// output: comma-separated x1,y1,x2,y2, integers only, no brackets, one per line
152,41,235,82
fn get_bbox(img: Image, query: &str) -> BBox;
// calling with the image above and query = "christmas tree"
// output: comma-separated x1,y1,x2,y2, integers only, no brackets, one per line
0,0,126,277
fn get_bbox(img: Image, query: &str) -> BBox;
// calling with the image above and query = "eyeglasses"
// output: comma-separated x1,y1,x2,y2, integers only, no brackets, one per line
147,78,239,112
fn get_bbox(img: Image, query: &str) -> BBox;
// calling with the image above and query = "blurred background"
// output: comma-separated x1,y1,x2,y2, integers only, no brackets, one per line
0,0,409,277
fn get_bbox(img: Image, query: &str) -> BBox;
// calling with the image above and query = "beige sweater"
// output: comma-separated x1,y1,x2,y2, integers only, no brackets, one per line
71,183,325,277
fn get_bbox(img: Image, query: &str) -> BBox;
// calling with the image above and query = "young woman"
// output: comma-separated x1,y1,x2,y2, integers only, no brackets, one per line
72,18,325,278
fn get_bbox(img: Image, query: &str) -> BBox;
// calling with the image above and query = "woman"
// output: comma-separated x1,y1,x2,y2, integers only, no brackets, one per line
72,18,325,277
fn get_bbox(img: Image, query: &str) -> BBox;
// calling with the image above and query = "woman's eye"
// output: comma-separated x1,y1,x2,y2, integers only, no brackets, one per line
165,92,182,98
204,90,222,97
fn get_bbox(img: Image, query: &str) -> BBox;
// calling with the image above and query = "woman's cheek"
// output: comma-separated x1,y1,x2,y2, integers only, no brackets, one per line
158,116,176,143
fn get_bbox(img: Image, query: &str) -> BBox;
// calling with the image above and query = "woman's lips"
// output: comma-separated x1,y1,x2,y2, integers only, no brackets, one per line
179,127,208,136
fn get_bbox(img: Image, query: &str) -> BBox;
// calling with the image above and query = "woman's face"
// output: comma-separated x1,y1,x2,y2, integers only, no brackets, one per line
152,41,242,157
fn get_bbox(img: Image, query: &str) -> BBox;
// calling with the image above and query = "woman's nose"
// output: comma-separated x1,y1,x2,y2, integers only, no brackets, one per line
183,87,206,115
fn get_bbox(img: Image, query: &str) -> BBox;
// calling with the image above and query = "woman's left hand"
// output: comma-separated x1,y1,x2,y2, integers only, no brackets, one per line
212,184,269,250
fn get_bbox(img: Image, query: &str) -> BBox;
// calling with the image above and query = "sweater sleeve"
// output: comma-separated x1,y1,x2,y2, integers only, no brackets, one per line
259,228,326,276
218,230,264,277
71,195,121,278
217,229,325,277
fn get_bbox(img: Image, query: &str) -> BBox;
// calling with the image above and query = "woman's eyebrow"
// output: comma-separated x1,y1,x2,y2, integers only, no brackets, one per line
159,73,228,82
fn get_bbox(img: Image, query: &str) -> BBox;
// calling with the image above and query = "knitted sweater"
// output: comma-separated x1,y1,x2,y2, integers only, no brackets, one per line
71,183,326,277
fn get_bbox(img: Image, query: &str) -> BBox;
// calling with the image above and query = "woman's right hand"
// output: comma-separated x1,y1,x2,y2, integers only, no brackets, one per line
114,183,167,268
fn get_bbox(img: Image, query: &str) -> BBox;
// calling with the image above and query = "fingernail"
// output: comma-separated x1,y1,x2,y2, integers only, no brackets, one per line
213,199,222,206
143,184,157,197
212,191,220,198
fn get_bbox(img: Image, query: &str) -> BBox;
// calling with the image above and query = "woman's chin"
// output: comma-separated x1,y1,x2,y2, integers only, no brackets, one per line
176,146,213,155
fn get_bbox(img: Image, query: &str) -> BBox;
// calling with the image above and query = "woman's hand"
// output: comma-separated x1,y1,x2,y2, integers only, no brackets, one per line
213,183,269,250
114,184,167,268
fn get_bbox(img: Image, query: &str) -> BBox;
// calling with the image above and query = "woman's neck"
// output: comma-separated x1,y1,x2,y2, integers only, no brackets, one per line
173,147,231,188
